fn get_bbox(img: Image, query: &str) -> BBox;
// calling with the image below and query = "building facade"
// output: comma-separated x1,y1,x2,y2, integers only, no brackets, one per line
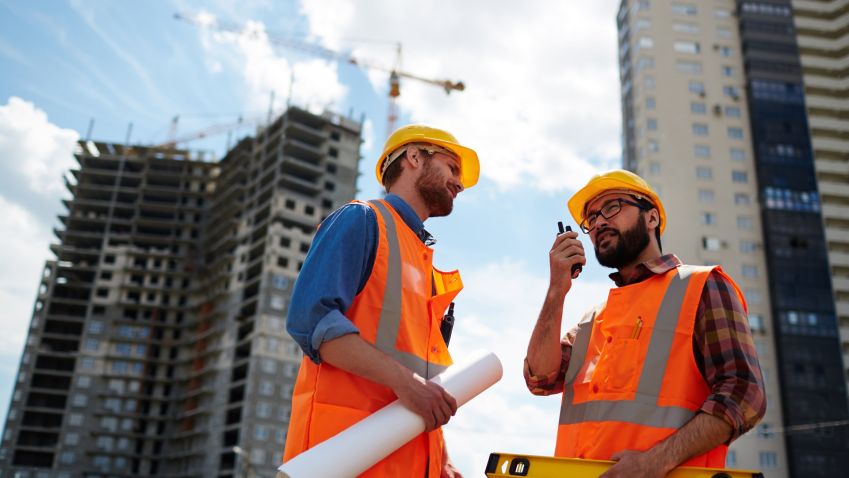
793,0,849,406
617,0,849,476
0,106,362,478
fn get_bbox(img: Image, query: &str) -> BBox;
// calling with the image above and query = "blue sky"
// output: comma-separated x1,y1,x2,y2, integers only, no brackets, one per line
0,0,624,474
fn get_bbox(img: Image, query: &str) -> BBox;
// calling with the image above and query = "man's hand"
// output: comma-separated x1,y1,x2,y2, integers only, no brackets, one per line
393,372,458,431
549,230,585,295
599,450,671,478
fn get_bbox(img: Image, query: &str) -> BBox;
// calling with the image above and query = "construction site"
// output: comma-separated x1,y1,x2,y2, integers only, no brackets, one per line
1,1,849,477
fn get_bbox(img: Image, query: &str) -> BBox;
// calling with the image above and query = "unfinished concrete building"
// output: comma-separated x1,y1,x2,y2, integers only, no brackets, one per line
0,106,362,478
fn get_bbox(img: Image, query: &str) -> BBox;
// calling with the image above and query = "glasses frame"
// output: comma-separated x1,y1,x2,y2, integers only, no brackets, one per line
580,198,649,233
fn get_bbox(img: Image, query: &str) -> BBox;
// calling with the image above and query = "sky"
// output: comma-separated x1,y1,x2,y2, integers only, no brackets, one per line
0,0,624,475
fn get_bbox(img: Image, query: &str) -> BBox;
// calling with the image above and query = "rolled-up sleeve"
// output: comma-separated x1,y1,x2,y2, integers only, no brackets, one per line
286,203,376,363
524,327,578,396
695,270,767,442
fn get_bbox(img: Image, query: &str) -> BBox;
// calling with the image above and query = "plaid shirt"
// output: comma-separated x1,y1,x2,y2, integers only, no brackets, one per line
524,254,766,441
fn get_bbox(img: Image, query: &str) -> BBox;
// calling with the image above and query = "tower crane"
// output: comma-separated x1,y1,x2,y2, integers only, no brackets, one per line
174,12,465,138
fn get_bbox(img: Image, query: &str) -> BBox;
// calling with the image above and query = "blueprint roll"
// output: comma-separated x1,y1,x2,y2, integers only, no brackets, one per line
278,350,503,478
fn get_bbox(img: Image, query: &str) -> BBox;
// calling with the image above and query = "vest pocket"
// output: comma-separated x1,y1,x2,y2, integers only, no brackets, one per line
605,338,640,390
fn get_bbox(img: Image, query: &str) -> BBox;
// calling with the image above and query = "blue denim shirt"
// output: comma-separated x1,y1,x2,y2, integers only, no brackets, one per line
286,194,427,363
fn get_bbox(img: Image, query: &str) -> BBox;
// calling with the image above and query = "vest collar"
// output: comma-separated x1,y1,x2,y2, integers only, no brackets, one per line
384,193,432,244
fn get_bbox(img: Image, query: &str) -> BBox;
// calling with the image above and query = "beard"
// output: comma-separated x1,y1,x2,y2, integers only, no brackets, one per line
415,159,454,217
595,214,651,269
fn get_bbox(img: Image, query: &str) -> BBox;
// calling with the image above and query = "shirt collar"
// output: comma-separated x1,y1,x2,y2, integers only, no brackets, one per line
383,193,434,245
608,254,682,287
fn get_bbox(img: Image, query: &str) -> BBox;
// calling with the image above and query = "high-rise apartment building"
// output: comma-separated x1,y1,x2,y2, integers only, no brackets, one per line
617,1,849,476
793,0,849,405
0,106,362,478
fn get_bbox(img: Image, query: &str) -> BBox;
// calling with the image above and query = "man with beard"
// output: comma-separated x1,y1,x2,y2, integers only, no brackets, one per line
283,125,478,477
525,170,765,477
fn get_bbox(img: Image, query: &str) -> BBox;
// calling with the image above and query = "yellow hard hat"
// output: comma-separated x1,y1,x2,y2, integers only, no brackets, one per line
376,124,480,188
567,169,666,234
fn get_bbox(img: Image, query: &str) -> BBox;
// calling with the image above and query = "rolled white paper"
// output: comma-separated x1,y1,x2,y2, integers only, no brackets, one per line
278,350,503,478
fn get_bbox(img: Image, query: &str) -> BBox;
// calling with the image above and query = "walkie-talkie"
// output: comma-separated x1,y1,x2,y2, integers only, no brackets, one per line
441,302,455,346
558,221,583,277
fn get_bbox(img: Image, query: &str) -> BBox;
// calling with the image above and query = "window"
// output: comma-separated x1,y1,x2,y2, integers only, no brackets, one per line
285,199,296,210
255,425,269,440
676,61,702,73
730,148,746,161
646,97,656,109
88,321,104,334
647,118,658,130
60,452,75,464
723,86,740,98
718,46,734,57
260,381,274,396
721,66,735,77
672,4,697,15
84,339,99,351
638,37,654,49
703,237,722,251
735,193,751,205
72,394,88,407
252,449,267,465
737,216,753,230
673,41,700,54
68,413,84,426
715,8,731,18
257,402,272,418
689,81,705,94
270,295,285,311
747,289,762,305
692,123,708,136
698,190,715,203
77,376,91,388
690,102,706,114
262,359,277,374
728,127,744,139
644,76,656,89
673,23,699,33
740,241,758,254
742,265,759,279
649,162,661,174
271,275,288,290
759,452,778,469
749,314,764,332
635,19,651,31
732,171,748,183
64,433,80,445
696,166,713,179
701,212,716,225
80,357,95,370
648,140,659,152
725,106,741,118
717,27,733,38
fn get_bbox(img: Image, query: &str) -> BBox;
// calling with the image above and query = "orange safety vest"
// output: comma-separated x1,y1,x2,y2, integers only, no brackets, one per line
283,199,463,477
555,265,745,467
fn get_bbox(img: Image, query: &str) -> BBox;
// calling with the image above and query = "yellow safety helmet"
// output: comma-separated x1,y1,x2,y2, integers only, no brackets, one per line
375,124,480,188
567,169,666,234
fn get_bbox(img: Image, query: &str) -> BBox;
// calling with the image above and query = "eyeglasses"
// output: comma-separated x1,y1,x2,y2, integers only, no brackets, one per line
580,198,649,233
382,143,459,176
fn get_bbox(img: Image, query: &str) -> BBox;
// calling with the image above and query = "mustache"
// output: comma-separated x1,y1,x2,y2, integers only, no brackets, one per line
596,227,619,238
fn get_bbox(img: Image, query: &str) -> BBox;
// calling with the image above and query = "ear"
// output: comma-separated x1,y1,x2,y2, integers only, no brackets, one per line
404,145,422,168
647,208,660,230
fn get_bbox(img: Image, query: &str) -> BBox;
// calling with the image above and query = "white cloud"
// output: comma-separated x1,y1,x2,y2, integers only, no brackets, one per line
443,258,611,475
299,0,622,192
192,12,348,116
0,196,51,369
0,97,79,195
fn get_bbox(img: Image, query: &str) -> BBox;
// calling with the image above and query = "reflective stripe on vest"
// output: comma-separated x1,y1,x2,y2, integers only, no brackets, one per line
560,265,697,428
371,200,448,380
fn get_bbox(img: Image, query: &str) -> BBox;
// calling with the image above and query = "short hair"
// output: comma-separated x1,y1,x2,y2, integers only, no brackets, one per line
381,151,406,189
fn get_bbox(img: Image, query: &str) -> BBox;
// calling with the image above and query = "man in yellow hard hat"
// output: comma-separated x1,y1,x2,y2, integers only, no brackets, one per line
283,124,478,477
525,170,765,477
